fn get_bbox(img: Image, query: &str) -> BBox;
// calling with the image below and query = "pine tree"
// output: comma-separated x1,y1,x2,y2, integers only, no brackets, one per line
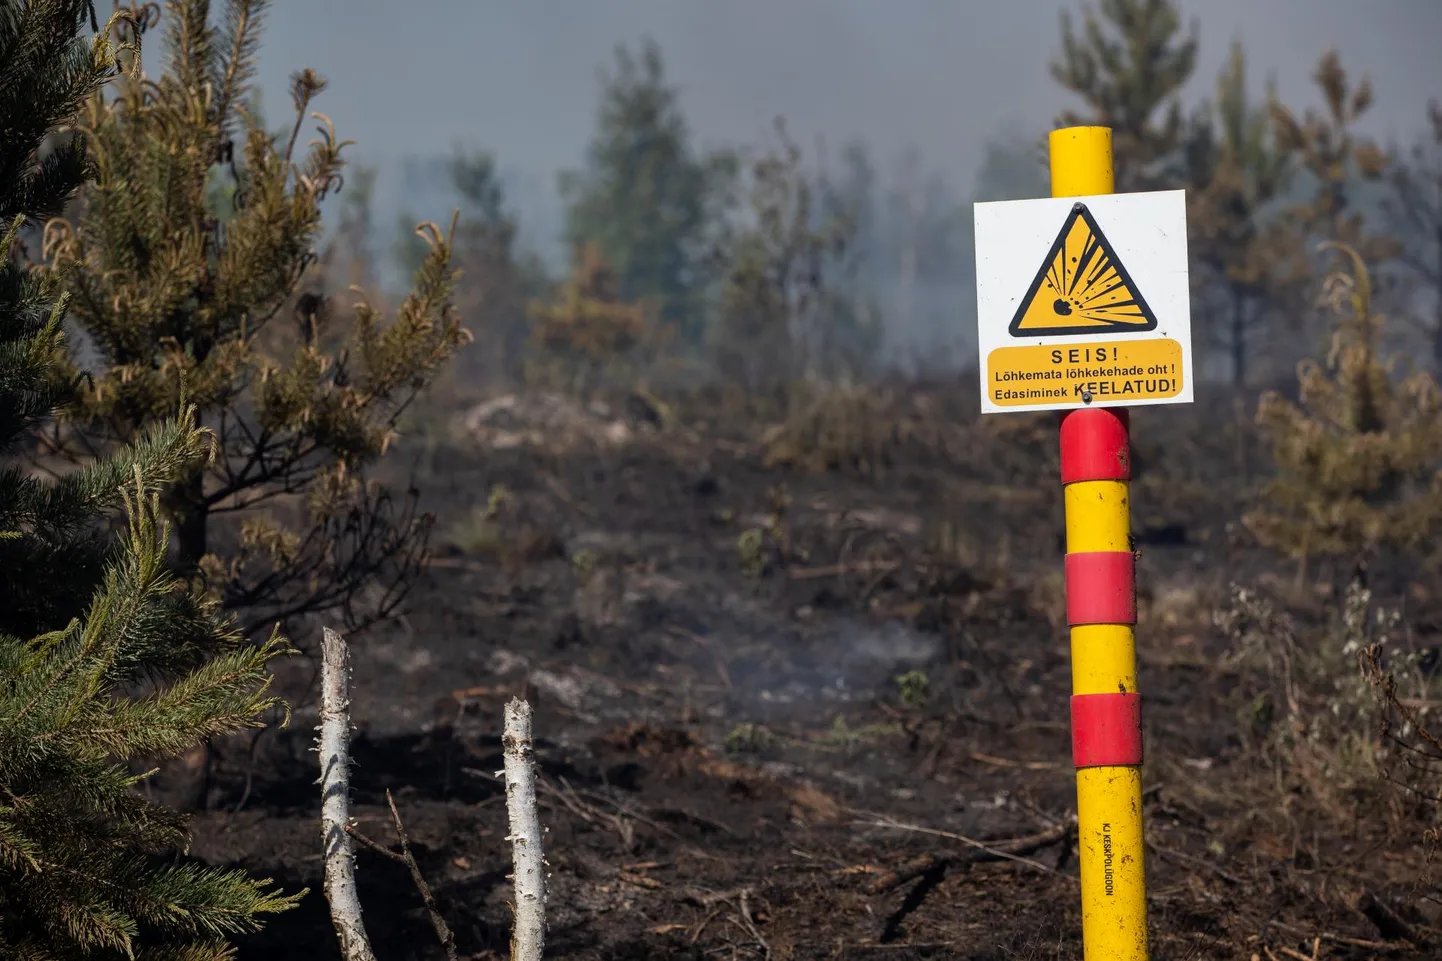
1050,0,1200,192
399,148,550,388
1186,40,1298,386
1381,100,1442,373
524,241,657,396
1245,244,1442,578
1271,50,1393,270
39,0,469,637
708,120,870,395
1266,51,1395,378
560,37,736,347
1,2,298,955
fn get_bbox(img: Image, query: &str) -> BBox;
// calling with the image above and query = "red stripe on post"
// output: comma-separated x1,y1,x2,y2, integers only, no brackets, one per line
1065,551,1136,625
1072,692,1143,768
1059,408,1130,483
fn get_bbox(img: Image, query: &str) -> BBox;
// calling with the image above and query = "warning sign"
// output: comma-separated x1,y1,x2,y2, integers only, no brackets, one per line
1009,205,1156,337
974,189,1192,414
987,339,1183,408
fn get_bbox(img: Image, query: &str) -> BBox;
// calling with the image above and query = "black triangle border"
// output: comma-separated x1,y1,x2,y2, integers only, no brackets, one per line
1006,202,1158,338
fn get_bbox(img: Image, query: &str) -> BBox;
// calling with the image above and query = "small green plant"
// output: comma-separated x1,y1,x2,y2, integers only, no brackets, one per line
737,528,766,578
448,484,512,556
724,722,779,756
815,715,904,750
571,547,597,584
445,484,560,570
895,670,930,709
764,484,791,542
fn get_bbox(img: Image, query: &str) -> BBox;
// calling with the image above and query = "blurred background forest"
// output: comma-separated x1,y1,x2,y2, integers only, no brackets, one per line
250,0,1442,394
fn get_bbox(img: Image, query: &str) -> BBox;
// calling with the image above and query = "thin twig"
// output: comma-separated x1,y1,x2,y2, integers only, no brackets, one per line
386,790,459,961
969,751,1059,770
1147,841,1246,886
1267,921,1401,952
344,825,407,863
865,823,1071,894
849,808,1075,882
735,889,772,960
787,560,900,580
318,627,378,961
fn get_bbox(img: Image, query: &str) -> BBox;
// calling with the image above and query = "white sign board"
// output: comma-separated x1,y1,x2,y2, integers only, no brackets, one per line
973,189,1192,415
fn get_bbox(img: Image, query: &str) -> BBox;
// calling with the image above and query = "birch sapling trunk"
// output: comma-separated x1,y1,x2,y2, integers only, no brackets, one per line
319,627,378,961
504,697,547,960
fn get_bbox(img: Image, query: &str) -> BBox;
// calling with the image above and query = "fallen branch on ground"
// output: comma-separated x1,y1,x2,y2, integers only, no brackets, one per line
1146,840,1244,886
345,790,459,961
787,560,900,580
319,627,378,961
504,697,548,961
968,751,1059,771
863,822,1073,894
1355,891,1425,946
848,809,1075,886
1260,920,1403,953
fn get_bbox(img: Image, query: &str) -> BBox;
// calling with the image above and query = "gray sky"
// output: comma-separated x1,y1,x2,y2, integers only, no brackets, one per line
251,0,1442,263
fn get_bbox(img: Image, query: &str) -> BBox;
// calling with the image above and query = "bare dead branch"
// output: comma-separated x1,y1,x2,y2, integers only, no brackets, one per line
386,790,459,961
849,808,1076,882
864,822,1072,894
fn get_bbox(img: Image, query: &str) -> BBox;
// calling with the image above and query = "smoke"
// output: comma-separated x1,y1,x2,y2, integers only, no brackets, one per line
253,0,1442,372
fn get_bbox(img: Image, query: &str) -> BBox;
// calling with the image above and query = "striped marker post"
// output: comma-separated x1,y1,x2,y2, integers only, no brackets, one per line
1050,126,1149,961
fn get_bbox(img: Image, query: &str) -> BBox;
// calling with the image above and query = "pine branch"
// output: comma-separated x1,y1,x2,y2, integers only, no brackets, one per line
212,0,268,142
0,2,301,954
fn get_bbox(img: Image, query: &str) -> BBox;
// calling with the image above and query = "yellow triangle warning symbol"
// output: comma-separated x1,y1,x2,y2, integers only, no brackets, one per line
1009,203,1157,337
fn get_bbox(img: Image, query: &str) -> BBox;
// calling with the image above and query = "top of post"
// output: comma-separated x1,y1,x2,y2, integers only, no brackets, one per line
1049,126,1114,198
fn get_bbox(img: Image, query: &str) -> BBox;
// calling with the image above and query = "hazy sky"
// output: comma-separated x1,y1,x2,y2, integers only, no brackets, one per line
249,0,1442,261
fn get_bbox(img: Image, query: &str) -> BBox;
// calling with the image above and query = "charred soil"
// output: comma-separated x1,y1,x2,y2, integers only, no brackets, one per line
176,384,1437,960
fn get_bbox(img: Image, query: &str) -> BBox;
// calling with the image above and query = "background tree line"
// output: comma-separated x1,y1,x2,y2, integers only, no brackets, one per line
326,0,1442,401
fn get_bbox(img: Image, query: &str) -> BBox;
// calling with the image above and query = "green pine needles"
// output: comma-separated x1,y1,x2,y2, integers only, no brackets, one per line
2,1,300,956
1246,243,1442,574
39,0,469,636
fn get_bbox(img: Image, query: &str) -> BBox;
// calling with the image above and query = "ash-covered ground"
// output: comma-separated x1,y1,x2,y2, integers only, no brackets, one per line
178,384,1435,960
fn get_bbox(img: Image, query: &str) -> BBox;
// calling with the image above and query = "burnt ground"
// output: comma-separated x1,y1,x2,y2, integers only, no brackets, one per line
180,383,1438,960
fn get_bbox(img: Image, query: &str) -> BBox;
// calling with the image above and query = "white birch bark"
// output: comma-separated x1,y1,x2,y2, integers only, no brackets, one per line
503,697,546,961
319,626,378,961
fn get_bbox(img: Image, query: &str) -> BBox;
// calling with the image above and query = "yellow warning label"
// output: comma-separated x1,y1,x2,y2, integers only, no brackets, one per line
987,339,1183,407
1010,204,1157,336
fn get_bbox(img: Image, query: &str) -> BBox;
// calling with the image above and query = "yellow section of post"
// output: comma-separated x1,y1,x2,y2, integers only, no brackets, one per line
1071,624,1138,694
1076,766,1148,957
1052,125,1148,961
1049,126,1115,197
1064,481,1130,552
